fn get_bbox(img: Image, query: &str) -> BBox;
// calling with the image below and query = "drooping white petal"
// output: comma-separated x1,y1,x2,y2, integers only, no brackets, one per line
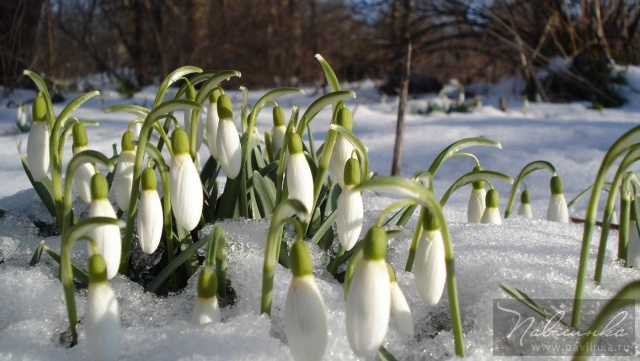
467,188,486,223
170,153,203,231
390,281,414,337
285,275,328,361
112,150,136,211
190,296,221,325
73,146,95,204
88,199,121,280
216,119,242,179
205,102,220,159
328,134,355,187
414,230,446,307
518,203,533,218
271,125,286,157
336,185,363,251
286,153,314,222
346,259,390,358
26,121,50,182
85,282,120,361
137,189,163,254
547,194,569,223
481,207,502,225
627,220,640,268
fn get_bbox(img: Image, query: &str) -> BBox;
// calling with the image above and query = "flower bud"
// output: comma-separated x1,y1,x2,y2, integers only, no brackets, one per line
88,173,121,280
216,94,241,179
170,128,203,231
137,168,163,254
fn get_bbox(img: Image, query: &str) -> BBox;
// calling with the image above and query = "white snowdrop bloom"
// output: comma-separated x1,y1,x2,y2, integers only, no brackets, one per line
205,96,220,159
137,168,163,254
286,133,314,222
216,94,242,179
72,123,95,203
467,182,486,223
346,226,390,358
285,241,328,361
26,95,49,182
191,265,221,325
481,189,502,225
517,189,533,219
112,131,136,212
87,173,121,280
336,158,363,251
169,128,203,231
547,176,569,223
16,101,28,128
271,106,286,157
85,254,120,361
414,212,446,307
388,264,414,337
328,108,356,187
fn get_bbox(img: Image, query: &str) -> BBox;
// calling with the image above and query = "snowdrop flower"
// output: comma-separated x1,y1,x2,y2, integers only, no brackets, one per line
414,210,446,307
387,263,414,337
517,189,533,219
467,168,486,223
547,175,569,223
481,189,502,224
286,133,314,222
72,123,96,203
216,94,241,179
184,82,204,151
285,240,328,361
191,265,221,324
205,93,221,159
271,106,286,157
16,101,28,128
85,254,120,361
26,94,49,182
170,128,203,231
336,158,363,251
328,108,356,187
346,226,390,358
111,131,136,211
87,173,121,280
137,167,163,254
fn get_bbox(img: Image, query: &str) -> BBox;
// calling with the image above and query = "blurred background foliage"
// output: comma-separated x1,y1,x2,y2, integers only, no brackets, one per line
2,0,640,104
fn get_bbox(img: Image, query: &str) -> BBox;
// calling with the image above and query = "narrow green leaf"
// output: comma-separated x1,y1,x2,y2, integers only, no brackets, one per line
315,54,341,92
499,282,571,328
29,241,46,266
504,160,557,218
104,104,149,118
21,156,57,220
154,66,202,107
377,346,399,361
44,246,89,284
253,171,276,217
330,124,370,180
195,70,241,104
146,235,209,293
310,209,337,245
297,91,356,135
57,91,100,127
428,137,502,178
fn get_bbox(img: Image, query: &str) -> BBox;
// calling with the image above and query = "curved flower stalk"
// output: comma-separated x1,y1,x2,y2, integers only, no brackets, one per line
387,263,414,337
137,167,163,254
112,131,136,212
271,105,287,158
504,160,557,219
467,167,486,223
26,94,49,182
286,133,314,222
205,92,221,159
329,108,356,187
285,240,328,361
518,188,533,219
414,210,447,306
170,128,203,231
183,81,205,152
626,197,640,268
346,226,390,358
72,123,96,203
85,253,120,361
216,94,242,179
88,173,121,280
547,175,569,223
481,189,502,224
336,158,364,251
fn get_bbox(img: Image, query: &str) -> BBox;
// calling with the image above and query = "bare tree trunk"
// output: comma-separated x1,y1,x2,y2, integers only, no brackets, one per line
391,41,411,176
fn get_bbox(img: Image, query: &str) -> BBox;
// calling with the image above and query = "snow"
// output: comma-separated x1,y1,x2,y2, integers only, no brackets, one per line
2,67,640,360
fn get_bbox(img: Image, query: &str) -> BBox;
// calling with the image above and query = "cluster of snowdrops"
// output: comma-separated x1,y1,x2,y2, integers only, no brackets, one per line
20,56,638,361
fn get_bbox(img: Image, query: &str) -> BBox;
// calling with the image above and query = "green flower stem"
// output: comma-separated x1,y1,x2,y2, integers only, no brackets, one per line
107,99,204,275
353,177,465,357
504,160,556,218
617,187,631,266
567,182,613,209
427,137,502,181
62,150,114,232
327,245,345,276
153,66,202,108
440,170,513,206
127,118,144,132
451,152,480,168
60,217,124,346
260,199,307,316
571,280,640,361
215,229,227,298
295,91,355,137
275,121,297,205
329,124,370,181
572,124,640,330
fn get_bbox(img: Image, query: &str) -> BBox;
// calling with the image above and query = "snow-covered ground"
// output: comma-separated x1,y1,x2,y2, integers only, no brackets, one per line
1,66,640,360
